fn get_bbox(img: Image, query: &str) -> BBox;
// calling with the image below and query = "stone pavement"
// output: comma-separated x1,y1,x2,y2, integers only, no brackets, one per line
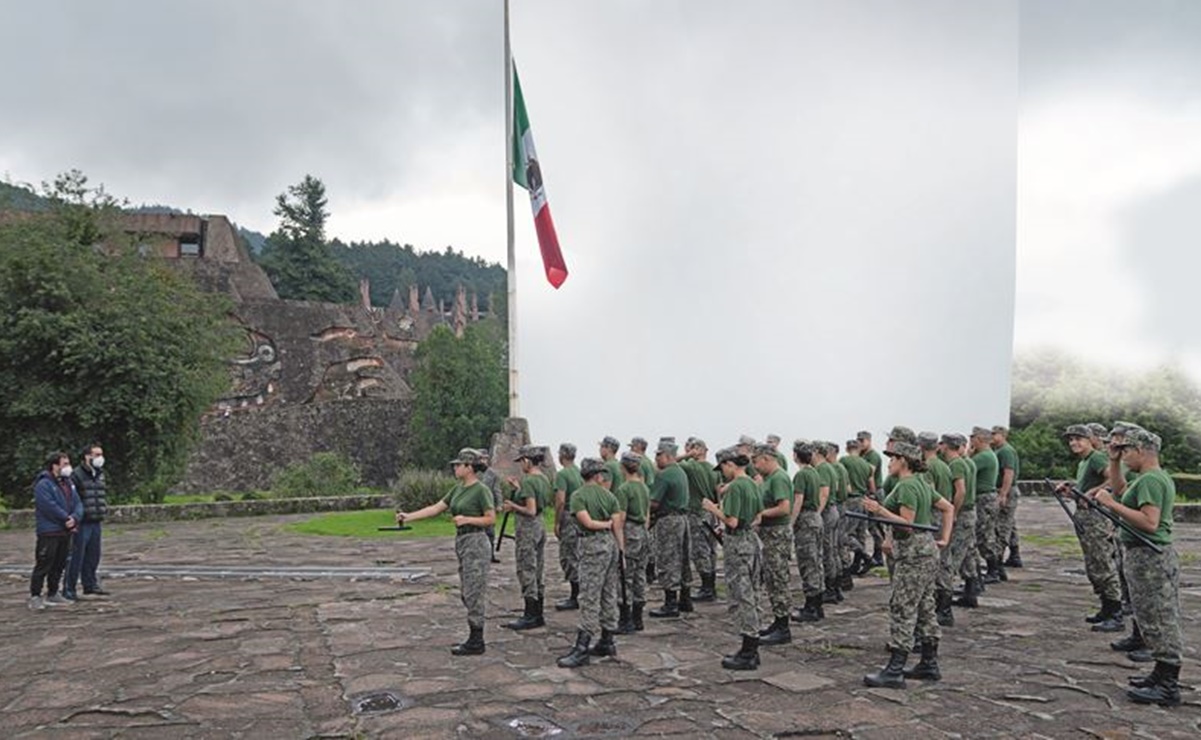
1,499,1199,739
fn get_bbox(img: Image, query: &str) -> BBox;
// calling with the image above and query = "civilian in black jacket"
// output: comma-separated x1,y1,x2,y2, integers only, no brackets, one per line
66,444,110,598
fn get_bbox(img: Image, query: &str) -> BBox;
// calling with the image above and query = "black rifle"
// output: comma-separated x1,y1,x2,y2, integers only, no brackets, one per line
703,516,725,545
1066,484,1164,554
377,525,413,531
495,510,512,553
844,510,939,533
1044,479,1084,536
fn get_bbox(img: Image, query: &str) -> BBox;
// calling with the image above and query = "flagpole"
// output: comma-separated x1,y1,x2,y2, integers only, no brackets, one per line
504,0,519,418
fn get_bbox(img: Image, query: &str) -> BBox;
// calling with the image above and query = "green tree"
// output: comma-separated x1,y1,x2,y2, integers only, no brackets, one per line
0,175,238,505
408,321,507,468
257,175,356,303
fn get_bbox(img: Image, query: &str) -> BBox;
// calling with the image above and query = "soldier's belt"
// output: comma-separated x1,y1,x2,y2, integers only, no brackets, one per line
977,490,998,496
456,525,488,535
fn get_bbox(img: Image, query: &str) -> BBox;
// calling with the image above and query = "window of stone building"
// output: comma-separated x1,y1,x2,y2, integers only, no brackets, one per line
180,234,202,257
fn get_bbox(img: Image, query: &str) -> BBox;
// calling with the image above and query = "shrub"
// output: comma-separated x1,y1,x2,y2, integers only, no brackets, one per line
391,469,457,511
212,492,233,502
1172,474,1201,502
272,452,361,498
241,491,263,501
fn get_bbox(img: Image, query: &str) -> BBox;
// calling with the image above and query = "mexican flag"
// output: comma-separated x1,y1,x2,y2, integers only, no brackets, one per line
512,66,568,289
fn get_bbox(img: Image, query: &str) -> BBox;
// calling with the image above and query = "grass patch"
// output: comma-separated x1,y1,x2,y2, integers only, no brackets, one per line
1019,582,1044,592
144,528,168,541
161,494,217,504
288,506,560,540
1022,533,1082,557
1179,551,1198,566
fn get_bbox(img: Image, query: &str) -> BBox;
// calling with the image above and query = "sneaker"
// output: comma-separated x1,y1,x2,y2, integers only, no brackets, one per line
27,596,45,610
83,587,110,596
45,593,74,606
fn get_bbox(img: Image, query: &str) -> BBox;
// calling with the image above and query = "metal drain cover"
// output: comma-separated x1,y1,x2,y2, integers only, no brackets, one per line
352,691,408,714
505,714,566,737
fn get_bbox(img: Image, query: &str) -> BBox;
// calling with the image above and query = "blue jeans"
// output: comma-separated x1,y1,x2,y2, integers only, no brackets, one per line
65,521,102,596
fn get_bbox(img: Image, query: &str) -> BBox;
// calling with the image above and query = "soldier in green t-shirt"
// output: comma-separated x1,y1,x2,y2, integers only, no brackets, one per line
970,426,1005,584
613,452,650,634
840,440,875,581
704,446,765,671
397,448,496,656
814,445,843,604
1094,428,1184,707
648,438,693,617
502,445,551,631
557,458,622,668
754,443,795,646
942,434,981,609
790,441,826,623
628,436,657,487
681,438,720,603
858,431,887,566
766,433,789,472
552,443,584,611
991,426,1023,569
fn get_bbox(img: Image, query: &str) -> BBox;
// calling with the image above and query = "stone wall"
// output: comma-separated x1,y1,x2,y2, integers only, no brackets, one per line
178,398,411,493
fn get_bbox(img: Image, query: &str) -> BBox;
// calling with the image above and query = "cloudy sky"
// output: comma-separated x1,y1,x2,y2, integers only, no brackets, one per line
2,1,1193,453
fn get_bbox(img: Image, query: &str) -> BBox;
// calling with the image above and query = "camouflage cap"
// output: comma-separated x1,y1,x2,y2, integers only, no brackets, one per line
737,434,757,447
991,425,1009,435
1063,424,1092,439
619,451,642,468
824,441,840,455
558,442,577,458
656,437,679,456
888,426,917,444
690,437,707,450
1110,420,1145,438
713,446,748,469
766,433,781,445
793,439,815,455
514,444,546,462
940,433,967,448
579,457,606,478
599,436,621,451
751,443,776,458
846,439,861,450
884,441,923,465
970,426,993,439
856,430,873,441
629,436,648,449
1121,427,1162,452
917,431,940,451
1086,423,1108,439
449,448,488,466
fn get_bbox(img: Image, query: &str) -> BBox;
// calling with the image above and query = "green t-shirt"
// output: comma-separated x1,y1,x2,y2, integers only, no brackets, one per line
512,471,551,513
571,482,618,523
963,456,978,507
882,474,896,496
650,462,689,512
639,455,656,487
842,454,873,494
995,442,1020,485
948,456,972,509
760,467,793,525
834,462,850,504
792,466,822,512
1118,468,1174,546
863,448,884,488
883,475,933,527
722,476,763,531
441,481,495,517
614,480,650,524
773,449,789,472
554,464,584,507
972,449,999,494
1076,450,1109,493
603,458,624,493
680,458,718,513
925,456,953,501
816,462,836,503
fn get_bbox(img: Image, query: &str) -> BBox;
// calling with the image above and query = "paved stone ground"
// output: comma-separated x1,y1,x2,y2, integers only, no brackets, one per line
1,499,1200,739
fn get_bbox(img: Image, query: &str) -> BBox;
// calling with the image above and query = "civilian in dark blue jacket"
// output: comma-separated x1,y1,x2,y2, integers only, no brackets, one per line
29,451,83,609
66,443,110,599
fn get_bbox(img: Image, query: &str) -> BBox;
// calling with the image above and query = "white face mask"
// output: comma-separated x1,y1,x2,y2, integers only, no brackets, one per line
91,456,105,470
59,465,73,478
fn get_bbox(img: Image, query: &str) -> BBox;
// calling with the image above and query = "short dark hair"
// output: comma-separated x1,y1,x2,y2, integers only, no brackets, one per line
44,451,68,471
621,458,640,474
795,449,813,465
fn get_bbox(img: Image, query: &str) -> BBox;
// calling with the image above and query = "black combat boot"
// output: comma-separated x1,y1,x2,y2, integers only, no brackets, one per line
863,648,909,689
760,615,792,646
721,634,761,671
504,597,545,630
649,590,680,618
589,629,617,657
694,572,717,602
679,586,694,613
903,639,942,681
555,581,579,611
557,630,592,668
996,559,1008,582
759,616,782,636
1004,541,1023,568
1091,598,1124,633
1112,622,1146,652
632,601,645,631
794,593,825,623
617,604,634,634
840,567,855,592
1129,660,1166,689
952,579,979,609
936,590,955,627
450,625,485,656
1127,662,1181,707
980,558,1002,585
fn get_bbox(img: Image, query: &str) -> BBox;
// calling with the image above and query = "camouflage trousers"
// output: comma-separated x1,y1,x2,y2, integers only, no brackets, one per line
621,522,650,605
557,513,580,585
759,524,793,619
975,492,1001,564
822,505,842,582
515,512,546,601
1124,545,1183,665
941,508,976,590
455,530,491,629
841,496,869,569
654,515,690,591
724,531,763,638
1078,506,1122,602
998,486,1020,556
889,533,940,653
792,510,825,597
687,511,718,576
577,532,620,636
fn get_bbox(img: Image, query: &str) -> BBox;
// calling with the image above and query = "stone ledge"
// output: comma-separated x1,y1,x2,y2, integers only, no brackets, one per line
3,494,394,529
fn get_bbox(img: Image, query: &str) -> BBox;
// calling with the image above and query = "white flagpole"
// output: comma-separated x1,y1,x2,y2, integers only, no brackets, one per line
504,0,519,418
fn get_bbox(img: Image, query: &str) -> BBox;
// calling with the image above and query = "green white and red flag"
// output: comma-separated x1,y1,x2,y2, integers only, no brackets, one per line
511,67,568,289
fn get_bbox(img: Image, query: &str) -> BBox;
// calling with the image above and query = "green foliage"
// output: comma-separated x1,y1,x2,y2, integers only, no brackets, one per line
256,175,356,303
212,492,233,502
0,174,238,506
271,451,361,498
408,322,507,469
1172,473,1201,501
285,508,458,538
390,469,457,511
241,491,263,501
1010,350,1201,479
